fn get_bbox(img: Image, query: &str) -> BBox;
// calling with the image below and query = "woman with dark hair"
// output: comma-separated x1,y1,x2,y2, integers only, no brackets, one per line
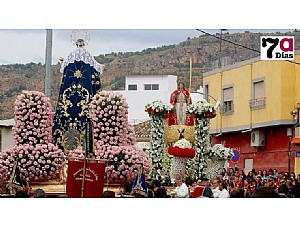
239,170,246,181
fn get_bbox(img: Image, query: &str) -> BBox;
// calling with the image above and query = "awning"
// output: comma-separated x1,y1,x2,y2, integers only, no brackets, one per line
291,137,300,144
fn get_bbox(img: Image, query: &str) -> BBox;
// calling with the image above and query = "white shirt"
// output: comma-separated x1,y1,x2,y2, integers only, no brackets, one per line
212,186,221,198
175,183,189,198
219,189,230,198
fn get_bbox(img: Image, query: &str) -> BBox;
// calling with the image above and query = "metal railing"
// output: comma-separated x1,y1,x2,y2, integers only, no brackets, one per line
249,97,266,110
221,102,234,115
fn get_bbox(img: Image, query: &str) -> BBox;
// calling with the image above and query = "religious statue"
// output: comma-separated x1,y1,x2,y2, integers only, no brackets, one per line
170,81,192,125
52,30,104,152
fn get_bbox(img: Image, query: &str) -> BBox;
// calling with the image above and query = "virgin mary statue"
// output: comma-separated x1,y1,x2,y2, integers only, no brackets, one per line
52,30,104,152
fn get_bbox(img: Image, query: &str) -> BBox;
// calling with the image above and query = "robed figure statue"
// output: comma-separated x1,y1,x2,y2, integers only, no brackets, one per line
170,82,192,125
52,33,104,152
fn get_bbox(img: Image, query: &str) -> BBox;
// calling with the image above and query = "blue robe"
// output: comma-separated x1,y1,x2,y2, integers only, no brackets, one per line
52,46,103,152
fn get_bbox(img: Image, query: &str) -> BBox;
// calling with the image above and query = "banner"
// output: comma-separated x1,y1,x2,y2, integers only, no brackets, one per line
66,158,106,198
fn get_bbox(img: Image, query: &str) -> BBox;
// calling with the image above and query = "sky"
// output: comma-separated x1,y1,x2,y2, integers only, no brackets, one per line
0,29,294,65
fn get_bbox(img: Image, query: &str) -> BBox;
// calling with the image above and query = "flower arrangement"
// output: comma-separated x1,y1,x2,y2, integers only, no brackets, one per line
149,111,165,180
209,144,234,160
186,99,216,118
145,100,172,117
90,91,132,146
168,139,195,159
13,90,53,146
72,90,151,183
0,91,65,182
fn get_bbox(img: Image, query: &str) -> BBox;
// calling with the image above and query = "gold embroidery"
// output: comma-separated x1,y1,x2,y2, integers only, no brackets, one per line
74,70,82,78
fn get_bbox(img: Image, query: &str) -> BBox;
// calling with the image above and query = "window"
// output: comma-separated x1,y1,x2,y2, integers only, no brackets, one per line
222,86,234,115
128,84,137,90
250,80,266,110
204,83,209,102
144,84,159,90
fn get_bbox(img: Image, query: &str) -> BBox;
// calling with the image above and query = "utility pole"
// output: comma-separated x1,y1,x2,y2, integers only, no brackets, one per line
45,29,53,98
218,29,228,68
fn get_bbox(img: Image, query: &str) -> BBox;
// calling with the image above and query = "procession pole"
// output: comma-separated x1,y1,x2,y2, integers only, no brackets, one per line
189,55,192,92
80,156,87,198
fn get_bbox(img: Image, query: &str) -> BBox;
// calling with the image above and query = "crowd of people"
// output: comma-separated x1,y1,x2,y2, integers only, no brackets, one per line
102,167,300,198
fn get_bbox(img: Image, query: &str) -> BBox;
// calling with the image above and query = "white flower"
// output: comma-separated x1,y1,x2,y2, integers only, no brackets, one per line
174,139,192,149
210,144,234,160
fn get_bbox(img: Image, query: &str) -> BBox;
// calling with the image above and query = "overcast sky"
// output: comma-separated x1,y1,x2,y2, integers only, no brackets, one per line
0,29,294,65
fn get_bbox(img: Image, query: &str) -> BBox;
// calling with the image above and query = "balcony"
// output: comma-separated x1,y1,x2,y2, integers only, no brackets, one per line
249,97,266,110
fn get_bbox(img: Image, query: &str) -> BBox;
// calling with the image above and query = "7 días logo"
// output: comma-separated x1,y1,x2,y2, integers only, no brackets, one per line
260,36,294,60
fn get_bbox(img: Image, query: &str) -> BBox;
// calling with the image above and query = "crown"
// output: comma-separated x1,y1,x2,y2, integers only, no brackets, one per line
176,77,187,86
71,29,90,47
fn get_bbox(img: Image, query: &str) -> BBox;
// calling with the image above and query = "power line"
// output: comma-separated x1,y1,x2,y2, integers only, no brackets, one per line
196,29,300,66
196,29,260,53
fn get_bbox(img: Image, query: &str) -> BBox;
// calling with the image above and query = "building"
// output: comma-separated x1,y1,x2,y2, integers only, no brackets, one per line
0,118,14,151
203,51,300,174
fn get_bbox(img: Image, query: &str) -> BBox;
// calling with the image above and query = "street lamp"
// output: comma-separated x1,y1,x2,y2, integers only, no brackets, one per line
197,91,220,110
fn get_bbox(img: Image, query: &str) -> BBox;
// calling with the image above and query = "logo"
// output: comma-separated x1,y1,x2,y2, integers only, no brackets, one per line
260,36,294,60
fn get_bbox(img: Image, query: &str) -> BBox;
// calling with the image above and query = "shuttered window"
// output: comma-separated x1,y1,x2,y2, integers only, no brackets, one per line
222,86,234,114
254,81,264,99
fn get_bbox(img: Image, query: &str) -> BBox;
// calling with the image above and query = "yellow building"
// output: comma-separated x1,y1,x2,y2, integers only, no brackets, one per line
203,51,300,175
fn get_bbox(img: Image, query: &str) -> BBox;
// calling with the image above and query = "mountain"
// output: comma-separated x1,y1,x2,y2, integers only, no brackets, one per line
1,30,299,120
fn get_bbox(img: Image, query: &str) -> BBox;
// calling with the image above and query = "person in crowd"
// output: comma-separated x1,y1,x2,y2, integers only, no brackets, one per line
261,170,268,181
33,188,46,198
211,178,221,198
235,176,244,188
15,190,30,198
239,170,246,182
223,172,230,181
252,186,279,198
228,182,235,196
276,184,288,198
286,180,294,197
255,175,263,190
246,171,255,182
101,190,115,198
146,181,155,198
218,182,230,198
201,178,213,198
155,187,168,198
242,179,251,198
191,179,205,198
174,178,189,198
291,182,300,198
290,172,296,181
120,181,134,198
230,188,244,198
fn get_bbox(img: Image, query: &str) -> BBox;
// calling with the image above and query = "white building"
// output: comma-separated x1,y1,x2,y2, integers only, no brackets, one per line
116,75,204,124
0,118,14,151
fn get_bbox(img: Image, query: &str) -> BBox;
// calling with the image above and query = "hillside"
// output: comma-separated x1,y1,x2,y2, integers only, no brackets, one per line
1,30,300,120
